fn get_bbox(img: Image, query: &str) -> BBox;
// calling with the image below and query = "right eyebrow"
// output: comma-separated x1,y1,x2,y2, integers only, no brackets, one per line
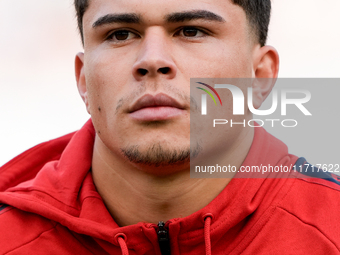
92,13,141,28
165,10,226,23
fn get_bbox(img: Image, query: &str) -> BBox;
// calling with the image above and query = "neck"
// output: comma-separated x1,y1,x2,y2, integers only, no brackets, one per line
91,128,254,226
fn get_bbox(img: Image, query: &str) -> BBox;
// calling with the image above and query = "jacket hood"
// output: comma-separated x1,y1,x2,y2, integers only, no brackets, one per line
0,119,298,254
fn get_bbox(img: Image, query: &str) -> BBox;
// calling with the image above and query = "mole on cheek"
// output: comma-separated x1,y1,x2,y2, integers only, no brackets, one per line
98,106,102,112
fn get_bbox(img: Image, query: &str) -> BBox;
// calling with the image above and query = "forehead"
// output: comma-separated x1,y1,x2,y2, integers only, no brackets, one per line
83,0,247,28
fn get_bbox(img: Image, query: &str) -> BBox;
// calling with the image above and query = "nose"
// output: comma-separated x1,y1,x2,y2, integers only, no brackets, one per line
132,30,177,81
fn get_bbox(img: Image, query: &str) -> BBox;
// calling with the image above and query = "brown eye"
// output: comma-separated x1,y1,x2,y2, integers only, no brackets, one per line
107,30,139,42
182,27,199,37
177,27,206,38
113,30,130,40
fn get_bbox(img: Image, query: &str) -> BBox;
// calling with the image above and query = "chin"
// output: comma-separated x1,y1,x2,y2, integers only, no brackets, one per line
120,141,194,168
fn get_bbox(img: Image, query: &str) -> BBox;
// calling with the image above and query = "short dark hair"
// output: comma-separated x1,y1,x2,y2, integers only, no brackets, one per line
233,0,271,46
74,0,271,46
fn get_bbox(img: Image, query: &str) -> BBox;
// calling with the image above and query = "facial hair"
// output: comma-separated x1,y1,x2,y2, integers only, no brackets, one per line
121,142,201,167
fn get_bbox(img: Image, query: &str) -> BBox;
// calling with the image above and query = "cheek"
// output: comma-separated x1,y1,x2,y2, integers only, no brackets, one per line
177,41,252,79
84,51,132,114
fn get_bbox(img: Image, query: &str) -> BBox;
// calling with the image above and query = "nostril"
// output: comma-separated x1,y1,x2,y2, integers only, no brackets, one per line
138,68,148,76
158,67,170,74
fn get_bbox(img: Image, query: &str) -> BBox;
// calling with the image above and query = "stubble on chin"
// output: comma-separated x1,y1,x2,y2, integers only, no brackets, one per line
121,142,201,167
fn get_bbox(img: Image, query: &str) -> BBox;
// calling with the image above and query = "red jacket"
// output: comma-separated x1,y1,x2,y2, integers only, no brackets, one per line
1,119,340,255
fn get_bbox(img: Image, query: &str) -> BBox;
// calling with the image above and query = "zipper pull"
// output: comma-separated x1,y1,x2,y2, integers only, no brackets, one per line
157,221,171,255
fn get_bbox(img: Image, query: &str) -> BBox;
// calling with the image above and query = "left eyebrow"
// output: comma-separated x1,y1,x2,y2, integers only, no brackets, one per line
92,13,141,28
165,10,225,23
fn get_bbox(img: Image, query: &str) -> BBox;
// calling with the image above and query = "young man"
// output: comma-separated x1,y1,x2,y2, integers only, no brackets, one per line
0,0,339,254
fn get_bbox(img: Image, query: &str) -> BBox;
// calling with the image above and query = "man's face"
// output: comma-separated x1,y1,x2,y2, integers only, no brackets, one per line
78,0,257,173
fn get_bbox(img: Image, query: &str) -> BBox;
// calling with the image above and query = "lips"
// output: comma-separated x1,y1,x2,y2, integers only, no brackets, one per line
129,93,185,121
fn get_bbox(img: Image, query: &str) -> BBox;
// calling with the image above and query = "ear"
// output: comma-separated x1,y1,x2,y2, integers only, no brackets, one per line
251,46,279,109
75,52,91,114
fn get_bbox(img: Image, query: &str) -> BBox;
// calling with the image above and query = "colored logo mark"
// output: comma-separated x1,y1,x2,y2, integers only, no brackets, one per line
196,82,222,106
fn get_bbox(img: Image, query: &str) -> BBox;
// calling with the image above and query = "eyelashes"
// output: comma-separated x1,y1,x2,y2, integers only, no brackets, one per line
106,29,140,42
174,27,207,38
105,26,209,43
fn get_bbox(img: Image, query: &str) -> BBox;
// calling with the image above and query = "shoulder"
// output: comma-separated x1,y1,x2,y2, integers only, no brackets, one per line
281,171,340,219
275,161,340,249
248,163,340,254
288,158,340,201
0,204,58,254
0,204,96,255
